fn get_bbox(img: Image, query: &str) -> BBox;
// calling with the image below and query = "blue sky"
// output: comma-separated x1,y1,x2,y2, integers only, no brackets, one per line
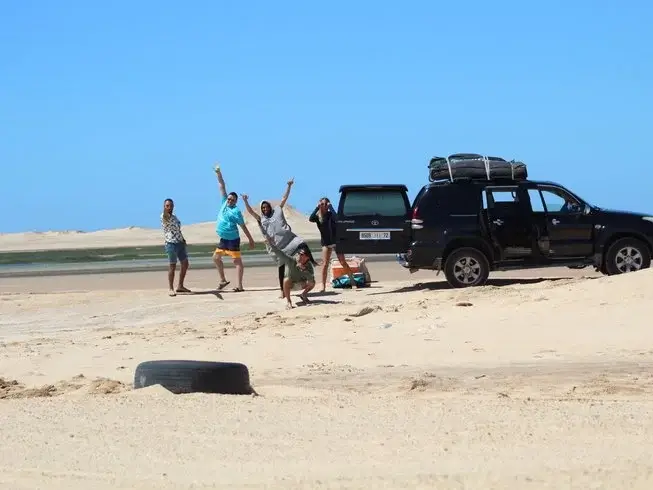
1,0,651,233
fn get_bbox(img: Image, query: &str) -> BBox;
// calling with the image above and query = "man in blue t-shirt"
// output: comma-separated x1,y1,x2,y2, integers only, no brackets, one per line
212,165,255,292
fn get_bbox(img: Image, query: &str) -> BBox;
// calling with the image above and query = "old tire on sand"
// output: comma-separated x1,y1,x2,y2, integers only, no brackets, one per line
134,360,253,395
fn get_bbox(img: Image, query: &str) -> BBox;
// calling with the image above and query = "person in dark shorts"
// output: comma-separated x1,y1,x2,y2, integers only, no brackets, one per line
161,198,191,297
309,197,357,292
212,165,255,292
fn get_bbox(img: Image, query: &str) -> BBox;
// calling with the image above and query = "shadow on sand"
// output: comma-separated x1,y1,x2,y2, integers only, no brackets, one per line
185,290,224,300
369,276,594,296
307,291,339,298
297,298,342,307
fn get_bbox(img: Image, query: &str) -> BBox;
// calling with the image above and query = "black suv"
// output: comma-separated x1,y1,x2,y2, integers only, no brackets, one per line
334,155,653,288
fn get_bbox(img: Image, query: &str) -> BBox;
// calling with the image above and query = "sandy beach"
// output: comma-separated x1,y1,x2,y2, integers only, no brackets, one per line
2,260,653,489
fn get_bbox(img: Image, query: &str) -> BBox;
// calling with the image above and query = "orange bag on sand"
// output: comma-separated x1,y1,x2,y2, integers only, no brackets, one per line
330,256,371,284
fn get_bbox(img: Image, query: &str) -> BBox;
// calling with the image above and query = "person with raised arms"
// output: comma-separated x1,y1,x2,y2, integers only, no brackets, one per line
257,220,316,310
212,164,255,292
241,178,317,298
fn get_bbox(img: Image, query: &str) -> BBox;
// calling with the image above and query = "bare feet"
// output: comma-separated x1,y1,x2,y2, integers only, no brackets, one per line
286,302,294,310
298,292,311,304
168,289,176,297
176,286,191,293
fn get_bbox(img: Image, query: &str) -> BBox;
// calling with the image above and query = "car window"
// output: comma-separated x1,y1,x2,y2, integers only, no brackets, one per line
341,190,407,217
483,187,521,216
527,189,545,212
492,190,519,202
538,186,582,213
418,185,481,215
483,187,519,208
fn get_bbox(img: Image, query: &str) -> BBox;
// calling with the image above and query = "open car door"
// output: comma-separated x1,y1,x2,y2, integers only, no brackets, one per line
483,185,537,260
335,185,412,255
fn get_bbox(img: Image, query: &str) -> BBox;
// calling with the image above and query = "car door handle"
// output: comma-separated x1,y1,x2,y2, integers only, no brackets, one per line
493,219,503,226
551,218,560,225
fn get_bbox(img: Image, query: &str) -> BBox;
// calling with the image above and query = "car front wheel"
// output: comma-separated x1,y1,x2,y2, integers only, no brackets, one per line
443,247,490,288
604,237,651,276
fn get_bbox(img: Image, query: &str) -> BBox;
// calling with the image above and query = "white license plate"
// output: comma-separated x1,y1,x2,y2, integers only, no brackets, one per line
359,231,391,240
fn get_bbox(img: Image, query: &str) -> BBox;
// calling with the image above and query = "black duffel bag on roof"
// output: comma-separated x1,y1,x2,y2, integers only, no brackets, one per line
428,153,528,183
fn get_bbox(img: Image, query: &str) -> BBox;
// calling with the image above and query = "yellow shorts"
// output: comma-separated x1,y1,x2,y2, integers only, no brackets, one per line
214,238,241,259
214,248,241,259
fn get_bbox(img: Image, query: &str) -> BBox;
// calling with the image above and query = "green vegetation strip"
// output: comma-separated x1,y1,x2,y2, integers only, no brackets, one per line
0,241,323,266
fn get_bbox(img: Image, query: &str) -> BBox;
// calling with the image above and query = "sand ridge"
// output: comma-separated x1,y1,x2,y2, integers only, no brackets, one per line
0,202,320,251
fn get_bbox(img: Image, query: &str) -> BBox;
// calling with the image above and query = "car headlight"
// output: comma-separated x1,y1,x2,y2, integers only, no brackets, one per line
642,217,653,223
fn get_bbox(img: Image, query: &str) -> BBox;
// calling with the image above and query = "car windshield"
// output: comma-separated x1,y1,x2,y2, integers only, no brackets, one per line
341,190,407,216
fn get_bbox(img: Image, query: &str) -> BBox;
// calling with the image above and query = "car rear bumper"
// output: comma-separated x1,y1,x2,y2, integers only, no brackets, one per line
396,247,443,271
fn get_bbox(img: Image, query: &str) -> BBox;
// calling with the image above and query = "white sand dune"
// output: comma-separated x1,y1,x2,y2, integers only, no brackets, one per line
0,202,320,252
1,264,653,488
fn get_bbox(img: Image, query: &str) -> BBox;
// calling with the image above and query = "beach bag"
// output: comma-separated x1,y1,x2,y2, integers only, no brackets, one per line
330,256,372,284
331,272,367,289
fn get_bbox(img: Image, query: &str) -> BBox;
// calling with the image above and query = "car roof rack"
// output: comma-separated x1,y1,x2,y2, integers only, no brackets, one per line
427,176,524,185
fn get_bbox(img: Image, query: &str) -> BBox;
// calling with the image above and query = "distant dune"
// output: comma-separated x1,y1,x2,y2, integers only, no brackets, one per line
0,203,321,252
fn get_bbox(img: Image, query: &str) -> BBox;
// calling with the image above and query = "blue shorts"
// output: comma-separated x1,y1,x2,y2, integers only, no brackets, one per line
164,242,188,264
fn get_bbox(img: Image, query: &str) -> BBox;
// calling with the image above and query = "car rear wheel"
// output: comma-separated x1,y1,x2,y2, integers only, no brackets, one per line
443,247,490,288
604,237,651,276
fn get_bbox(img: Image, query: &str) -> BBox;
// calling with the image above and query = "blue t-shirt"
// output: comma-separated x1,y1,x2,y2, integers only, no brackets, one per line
216,196,245,240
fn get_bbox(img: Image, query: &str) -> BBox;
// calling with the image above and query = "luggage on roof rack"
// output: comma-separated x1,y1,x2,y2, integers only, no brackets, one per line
428,153,528,183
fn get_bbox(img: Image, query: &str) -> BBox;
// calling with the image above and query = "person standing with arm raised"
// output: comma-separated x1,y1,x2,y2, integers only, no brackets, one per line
212,164,255,292
309,196,358,292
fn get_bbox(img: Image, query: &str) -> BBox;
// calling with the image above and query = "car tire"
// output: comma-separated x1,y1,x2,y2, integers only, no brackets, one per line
443,247,490,288
133,360,254,395
604,237,651,276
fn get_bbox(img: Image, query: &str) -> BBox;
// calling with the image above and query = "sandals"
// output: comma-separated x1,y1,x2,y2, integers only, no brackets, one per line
217,281,244,292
